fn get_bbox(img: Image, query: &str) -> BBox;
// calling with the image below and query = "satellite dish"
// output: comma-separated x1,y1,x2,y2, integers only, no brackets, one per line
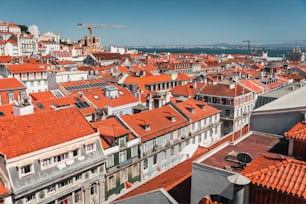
237,152,252,164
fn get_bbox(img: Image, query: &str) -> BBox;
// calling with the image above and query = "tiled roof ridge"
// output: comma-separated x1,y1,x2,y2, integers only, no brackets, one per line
243,154,306,199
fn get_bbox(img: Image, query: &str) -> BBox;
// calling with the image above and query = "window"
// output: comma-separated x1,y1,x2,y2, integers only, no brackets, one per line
106,155,114,168
131,146,138,158
143,159,148,169
86,143,95,153
91,184,97,195
8,92,14,104
119,151,126,163
47,185,56,194
153,154,157,165
75,174,82,182
72,149,79,157
36,72,41,79
91,168,97,175
118,137,126,147
74,190,81,203
132,163,139,177
54,153,68,163
170,147,174,156
25,193,35,203
42,158,52,167
21,164,32,175
120,169,128,183
20,90,26,99
58,178,73,189
108,175,116,190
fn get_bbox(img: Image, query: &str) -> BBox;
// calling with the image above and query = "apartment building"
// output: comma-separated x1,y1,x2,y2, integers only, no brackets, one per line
119,100,221,181
0,63,49,93
91,117,141,201
196,81,254,136
0,107,106,204
0,78,27,105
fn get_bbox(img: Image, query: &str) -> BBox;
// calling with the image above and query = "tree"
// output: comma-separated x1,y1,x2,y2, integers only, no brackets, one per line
18,25,30,34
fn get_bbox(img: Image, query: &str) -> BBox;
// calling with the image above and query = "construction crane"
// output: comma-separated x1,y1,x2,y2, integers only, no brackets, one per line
77,23,127,53
242,40,251,53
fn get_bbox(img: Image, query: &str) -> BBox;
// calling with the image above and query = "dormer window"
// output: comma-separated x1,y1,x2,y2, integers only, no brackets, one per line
21,165,31,175
187,107,195,114
197,104,206,110
118,136,126,147
86,143,96,153
137,119,151,131
164,111,176,122
142,124,151,131
19,163,34,177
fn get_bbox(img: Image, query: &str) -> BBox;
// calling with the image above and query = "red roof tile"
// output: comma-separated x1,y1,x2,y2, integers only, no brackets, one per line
121,105,189,142
30,91,57,101
0,182,9,197
0,78,26,90
6,63,49,73
0,104,14,118
0,107,95,159
242,154,306,199
0,56,12,63
200,83,250,97
172,98,221,122
285,122,306,141
91,117,130,138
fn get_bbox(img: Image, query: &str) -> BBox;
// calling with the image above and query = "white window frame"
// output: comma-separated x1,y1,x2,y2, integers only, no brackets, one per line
132,163,139,178
106,155,114,168
108,175,116,190
119,151,126,163
86,143,96,153
20,164,33,177
131,146,138,158
120,169,128,184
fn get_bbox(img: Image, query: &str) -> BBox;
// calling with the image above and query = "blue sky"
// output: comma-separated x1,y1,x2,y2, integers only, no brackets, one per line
2,0,306,46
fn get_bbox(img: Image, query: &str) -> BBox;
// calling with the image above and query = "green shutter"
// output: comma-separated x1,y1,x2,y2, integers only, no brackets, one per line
114,152,119,166
127,148,131,159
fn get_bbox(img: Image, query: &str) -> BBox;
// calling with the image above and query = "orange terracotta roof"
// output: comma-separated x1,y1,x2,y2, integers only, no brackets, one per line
0,182,9,197
170,82,205,97
121,105,189,142
284,122,306,141
0,104,14,118
0,56,12,63
117,147,209,201
200,83,250,97
238,79,264,94
172,98,220,122
30,91,57,101
242,154,306,200
6,63,49,73
100,137,111,149
32,95,95,115
0,107,95,159
91,117,130,138
82,84,138,108
0,78,26,90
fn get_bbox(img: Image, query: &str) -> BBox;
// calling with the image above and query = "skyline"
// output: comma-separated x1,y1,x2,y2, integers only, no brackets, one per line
2,0,306,46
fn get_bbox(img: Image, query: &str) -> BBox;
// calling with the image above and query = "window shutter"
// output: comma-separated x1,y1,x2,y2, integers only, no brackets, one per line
114,152,119,166
127,148,131,160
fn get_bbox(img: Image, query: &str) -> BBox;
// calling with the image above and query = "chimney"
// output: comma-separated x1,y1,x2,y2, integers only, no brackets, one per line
13,98,34,116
